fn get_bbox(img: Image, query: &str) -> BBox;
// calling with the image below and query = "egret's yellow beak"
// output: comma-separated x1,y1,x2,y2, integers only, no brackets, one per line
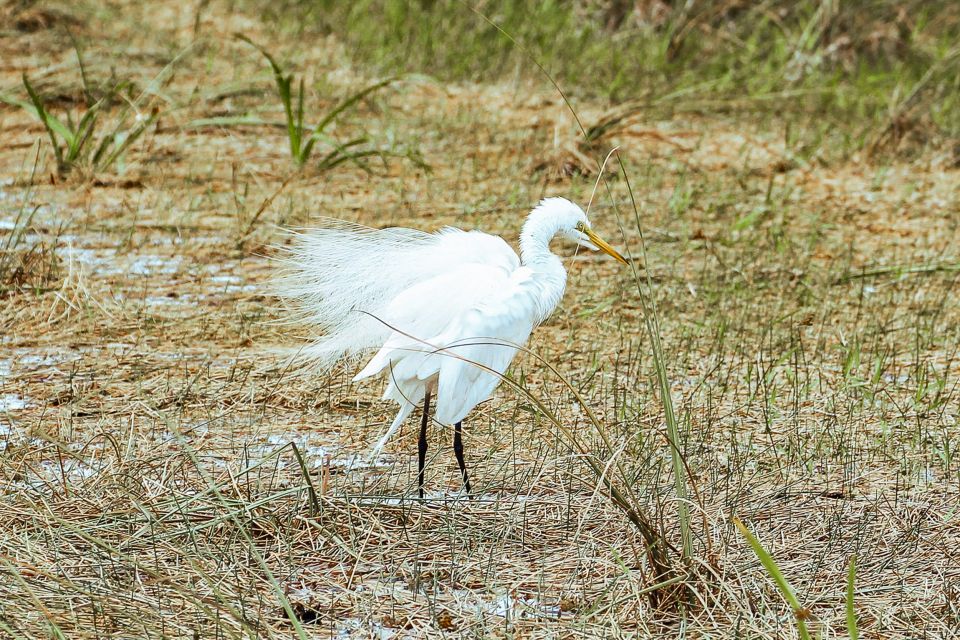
583,227,628,265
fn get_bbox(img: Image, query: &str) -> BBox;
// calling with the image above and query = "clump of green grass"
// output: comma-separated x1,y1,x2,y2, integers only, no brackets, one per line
225,34,425,173
1,74,158,177
0,39,181,177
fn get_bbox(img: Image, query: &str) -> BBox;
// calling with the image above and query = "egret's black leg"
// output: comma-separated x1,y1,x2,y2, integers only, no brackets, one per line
453,421,472,496
418,391,431,499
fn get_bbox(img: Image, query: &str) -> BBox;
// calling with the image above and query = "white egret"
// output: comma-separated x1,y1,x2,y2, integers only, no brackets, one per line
278,197,627,497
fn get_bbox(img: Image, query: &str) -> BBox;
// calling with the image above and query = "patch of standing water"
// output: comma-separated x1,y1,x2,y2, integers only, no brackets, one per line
129,254,181,276
335,618,394,640
18,354,69,368
206,270,256,294
254,433,390,470
144,296,191,307
451,590,561,620
58,243,124,275
1,351,81,377
209,273,243,285
0,394,29,411
61,246,102,265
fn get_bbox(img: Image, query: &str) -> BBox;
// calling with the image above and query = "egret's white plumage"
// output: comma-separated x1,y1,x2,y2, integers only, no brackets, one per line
277,197,627,470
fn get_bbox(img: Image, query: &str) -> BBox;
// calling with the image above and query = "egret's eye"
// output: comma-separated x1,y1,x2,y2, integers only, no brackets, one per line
575,221,587,233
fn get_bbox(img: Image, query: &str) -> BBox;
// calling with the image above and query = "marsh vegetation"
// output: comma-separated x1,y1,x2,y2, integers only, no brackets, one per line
1,1,959,637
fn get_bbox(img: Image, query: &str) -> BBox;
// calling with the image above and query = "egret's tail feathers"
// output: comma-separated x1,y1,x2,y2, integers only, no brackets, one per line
352,348,390,382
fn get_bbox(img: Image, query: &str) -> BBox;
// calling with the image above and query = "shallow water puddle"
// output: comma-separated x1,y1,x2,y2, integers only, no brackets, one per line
0,394,29,411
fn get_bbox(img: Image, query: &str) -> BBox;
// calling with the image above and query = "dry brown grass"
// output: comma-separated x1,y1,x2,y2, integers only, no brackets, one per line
1,1,959,638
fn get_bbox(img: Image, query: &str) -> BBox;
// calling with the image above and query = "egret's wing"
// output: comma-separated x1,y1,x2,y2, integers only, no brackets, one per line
433,278,537,424
352,261,515,380
275,219,520,370
361,267,533,456
353,265,537,424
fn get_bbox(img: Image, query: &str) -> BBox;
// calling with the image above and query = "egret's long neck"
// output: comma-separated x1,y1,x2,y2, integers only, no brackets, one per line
520,210,568,324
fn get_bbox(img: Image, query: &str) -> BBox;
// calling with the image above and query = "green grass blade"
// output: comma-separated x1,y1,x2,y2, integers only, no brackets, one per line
300,136,318,162
616,155,692,561
847,555,859,640
310,133,366,150
289,442,321,515
237,33,302,163
311,76,396,137
312,135,366,168
295,76,306,162
235,33,283,78
68,100,103,163
21,74,68,169
74,101,101,140
23,77,74,146
316,148,382,172
69,30,95,106
734,517,812,640
0,94,35,112
278,73,297,159
185,115,271,128
90,134,114,166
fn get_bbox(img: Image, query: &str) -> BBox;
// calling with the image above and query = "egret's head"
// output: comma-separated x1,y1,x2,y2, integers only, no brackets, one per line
531,197,628,264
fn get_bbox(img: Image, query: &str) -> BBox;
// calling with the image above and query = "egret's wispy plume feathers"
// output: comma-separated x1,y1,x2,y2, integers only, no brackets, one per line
275,219,428,369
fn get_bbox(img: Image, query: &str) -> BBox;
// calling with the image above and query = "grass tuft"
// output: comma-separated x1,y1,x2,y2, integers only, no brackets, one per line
3,76,157,177
0,39,181,177
235,33,425,173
